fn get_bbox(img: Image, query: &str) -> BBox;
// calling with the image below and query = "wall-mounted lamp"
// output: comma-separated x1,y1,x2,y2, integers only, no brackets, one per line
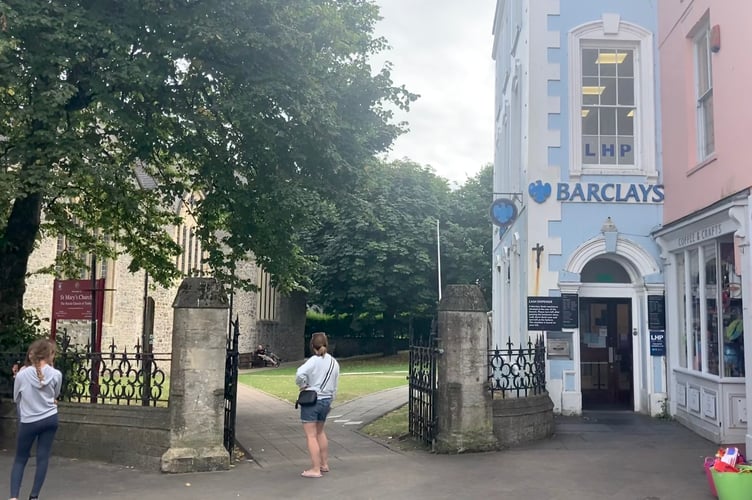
710,25,721,53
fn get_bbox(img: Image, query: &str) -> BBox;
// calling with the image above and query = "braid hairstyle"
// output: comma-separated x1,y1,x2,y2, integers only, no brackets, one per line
309,332,329,357
26,339,56,387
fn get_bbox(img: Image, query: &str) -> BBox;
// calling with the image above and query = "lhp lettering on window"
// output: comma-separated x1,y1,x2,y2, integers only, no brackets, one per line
583,137,634,164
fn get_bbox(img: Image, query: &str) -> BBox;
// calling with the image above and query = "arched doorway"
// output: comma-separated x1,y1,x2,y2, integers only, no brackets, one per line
560,233,664,415
579,258,634,410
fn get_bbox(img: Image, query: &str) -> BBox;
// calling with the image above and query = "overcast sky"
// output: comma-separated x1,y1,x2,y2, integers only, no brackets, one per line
372,0,496,187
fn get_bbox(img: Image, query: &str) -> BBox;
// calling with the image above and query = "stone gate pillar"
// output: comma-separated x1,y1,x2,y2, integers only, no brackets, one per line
436,284,498,453
161,277,230,473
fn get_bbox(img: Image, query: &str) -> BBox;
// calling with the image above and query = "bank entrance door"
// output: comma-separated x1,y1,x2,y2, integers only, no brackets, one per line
580,298,633,410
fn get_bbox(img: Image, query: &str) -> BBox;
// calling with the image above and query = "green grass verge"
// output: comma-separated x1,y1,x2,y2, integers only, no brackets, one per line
361,404,428,452
361,403,408,438
238,352,408,404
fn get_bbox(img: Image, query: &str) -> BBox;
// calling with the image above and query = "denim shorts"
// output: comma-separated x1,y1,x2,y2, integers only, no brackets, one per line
300,397,332,423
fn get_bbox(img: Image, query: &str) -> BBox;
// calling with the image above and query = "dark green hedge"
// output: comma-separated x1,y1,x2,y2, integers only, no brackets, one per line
303,313,433,358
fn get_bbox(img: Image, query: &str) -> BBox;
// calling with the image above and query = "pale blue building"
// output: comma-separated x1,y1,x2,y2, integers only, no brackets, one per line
491,0,665,415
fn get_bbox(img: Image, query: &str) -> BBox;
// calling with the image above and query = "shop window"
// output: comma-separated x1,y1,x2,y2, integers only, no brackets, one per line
689,249,701,371
704,243,719,375
694,21,715,160
680,237,744,378
720,238,744,377
676,253,687,368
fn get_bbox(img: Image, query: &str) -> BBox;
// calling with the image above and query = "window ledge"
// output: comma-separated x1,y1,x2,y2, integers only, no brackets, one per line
687,154,717,177
674,366,744,382
572,167,648,178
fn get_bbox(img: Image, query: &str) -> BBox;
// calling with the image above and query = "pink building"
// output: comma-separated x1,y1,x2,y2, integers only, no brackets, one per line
655,1,752,448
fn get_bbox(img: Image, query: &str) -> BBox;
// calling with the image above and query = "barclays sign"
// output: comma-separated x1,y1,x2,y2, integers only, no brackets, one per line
529,180,664,204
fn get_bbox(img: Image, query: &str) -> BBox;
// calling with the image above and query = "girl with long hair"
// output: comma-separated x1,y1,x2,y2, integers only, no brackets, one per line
295,332,340,478
9,339,62,500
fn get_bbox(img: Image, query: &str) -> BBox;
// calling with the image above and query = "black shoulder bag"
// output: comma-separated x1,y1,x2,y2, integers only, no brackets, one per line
295,357,335,409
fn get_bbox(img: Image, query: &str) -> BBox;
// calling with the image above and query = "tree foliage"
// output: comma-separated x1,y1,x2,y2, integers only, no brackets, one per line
0,0,414,329
442,164,493,304
304,161,493,353
304,159,449,353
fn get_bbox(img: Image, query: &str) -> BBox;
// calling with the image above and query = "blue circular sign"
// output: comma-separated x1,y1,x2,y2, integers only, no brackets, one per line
489,198,518,227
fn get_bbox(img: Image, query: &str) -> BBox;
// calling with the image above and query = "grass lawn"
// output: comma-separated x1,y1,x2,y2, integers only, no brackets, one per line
361,404,429,452
238,352,408,404
361,403,408,438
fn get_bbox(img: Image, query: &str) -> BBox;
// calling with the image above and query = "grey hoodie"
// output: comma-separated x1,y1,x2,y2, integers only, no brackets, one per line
13,364,62,423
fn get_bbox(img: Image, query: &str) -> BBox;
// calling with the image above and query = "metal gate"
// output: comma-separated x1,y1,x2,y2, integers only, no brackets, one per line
223,317,240,458
408,319,440,449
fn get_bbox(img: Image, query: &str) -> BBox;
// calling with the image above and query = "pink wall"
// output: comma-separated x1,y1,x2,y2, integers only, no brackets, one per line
659,1,752,224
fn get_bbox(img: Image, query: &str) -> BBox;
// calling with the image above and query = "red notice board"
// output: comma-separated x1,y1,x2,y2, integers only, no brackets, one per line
51,278,105,348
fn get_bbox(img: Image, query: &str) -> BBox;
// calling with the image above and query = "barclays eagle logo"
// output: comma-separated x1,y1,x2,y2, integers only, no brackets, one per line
528,181,552,203
492,202,515,225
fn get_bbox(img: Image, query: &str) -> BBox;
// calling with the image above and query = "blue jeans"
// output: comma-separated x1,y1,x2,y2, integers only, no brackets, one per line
300,398,332,423
10,413,59,499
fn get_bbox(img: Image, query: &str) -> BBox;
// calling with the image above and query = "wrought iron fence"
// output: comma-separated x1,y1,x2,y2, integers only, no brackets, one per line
0,334,171,406
408,321,440,449
224,318,240,458
57,336,171,406
488,335,546,398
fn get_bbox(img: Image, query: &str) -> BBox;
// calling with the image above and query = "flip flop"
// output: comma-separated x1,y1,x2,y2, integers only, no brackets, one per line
320,467,330,473
301,470,323,478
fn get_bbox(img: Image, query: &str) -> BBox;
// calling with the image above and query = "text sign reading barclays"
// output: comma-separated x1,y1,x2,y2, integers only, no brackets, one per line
528,180,664,204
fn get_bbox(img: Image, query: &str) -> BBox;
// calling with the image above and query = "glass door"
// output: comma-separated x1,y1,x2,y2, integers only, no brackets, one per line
580,298,633,409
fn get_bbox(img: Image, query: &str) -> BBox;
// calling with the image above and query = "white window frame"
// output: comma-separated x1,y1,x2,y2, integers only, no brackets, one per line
568,15,657,179
693,22,715,161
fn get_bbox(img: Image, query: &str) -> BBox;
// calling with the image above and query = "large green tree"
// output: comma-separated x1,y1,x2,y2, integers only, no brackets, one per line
441,164,493,304
0,0,414,330
305,159,449,354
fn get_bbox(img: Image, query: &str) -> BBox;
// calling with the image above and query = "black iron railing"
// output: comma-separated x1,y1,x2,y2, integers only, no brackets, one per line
57,336,170,406
408,323,440,448
488,335,546,398
223,317,240,458
1,334,170,406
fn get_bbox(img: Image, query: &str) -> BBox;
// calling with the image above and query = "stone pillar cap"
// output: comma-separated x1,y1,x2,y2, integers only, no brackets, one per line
438,284,488,312
172,277,229,309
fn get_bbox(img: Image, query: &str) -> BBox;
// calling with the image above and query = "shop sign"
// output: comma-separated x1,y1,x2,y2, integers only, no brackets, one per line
676,223,723,248
528,180,664,204
649,330,666,356
489,198,519,228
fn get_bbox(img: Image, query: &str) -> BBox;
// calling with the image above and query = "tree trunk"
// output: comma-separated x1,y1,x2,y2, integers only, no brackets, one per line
0,192,43,331
381,306,397,356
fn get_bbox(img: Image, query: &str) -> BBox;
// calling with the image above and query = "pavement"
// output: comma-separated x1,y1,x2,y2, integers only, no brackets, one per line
0,365,725,500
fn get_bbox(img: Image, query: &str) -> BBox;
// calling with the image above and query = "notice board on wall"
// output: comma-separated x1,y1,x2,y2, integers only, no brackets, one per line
561,293,579,329
648,295,665,330
527,296,562,331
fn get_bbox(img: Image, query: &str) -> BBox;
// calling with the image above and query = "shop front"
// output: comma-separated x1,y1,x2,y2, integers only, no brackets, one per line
655,191,750,444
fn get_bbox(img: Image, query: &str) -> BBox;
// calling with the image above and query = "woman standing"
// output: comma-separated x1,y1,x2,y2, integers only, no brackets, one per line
295,332,340,478
9,339,62,500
